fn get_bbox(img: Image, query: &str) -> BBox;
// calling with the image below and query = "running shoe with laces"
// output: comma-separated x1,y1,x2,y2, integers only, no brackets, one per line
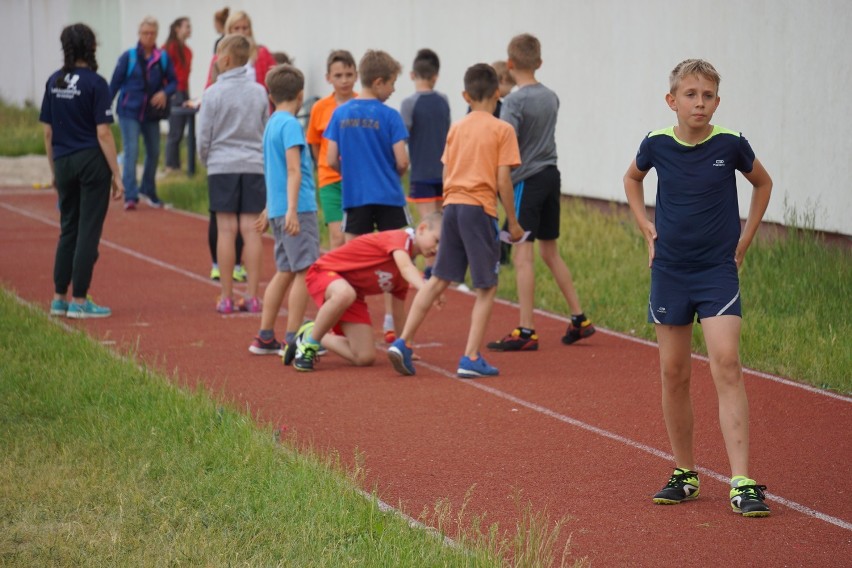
293,341,320,372
66,298,112,319
233,265,248,283
49,299,68,316
216,297,234,314
283,321,315,366
384,329,396,344
653,468,700,504
124,199,137,211
237,296,262,313
562,320,596,345
487,328,539,352
210,265,221,281
249,335,282,355
730,478,771,517
388,338,416,376
457,354,499,378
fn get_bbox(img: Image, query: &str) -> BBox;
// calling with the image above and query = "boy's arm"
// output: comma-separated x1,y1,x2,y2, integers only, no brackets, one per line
284,146,302,235
392,140,409,176
736,158,773,267
497,165,524,241
623,159,656,267
392,250,426,291
196,96,214,166
309,143,320,167
326,140,340,172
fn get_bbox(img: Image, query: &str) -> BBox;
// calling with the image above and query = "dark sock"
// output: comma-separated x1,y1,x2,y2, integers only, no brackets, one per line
259,329,274,341
518,327,535,338
571,313,586,327
285,331,296,343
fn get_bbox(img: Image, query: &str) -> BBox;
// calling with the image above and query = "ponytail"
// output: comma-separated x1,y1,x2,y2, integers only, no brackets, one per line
56,23,98,88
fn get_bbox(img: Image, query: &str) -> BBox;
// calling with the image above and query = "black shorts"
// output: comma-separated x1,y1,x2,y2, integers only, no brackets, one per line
342,204,411,235
208,173,266,214
514,165,561,241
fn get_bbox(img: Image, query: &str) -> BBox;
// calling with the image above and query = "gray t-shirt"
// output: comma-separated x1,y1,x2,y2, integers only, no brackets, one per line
500,82,559,185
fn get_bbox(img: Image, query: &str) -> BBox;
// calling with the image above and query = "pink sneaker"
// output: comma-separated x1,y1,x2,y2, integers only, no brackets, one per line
238,297,262,313
216,297,234,314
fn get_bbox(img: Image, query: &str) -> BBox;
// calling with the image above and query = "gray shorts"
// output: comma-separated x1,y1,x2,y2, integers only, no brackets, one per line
270,212,321,272
432,203,500,289
208,173,267,214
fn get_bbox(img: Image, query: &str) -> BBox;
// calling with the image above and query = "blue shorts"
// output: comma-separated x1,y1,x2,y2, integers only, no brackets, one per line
648,262,741,325
408,180,443,203
432,204,500,289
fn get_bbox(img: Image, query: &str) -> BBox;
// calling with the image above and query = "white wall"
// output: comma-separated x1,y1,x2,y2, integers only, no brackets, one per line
7,0,851,235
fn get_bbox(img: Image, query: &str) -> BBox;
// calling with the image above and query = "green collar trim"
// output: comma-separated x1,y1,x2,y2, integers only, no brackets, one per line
648,125,738,146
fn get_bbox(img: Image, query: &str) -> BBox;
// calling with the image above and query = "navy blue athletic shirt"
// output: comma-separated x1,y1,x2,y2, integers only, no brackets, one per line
39,67,114,160
635,125,755,267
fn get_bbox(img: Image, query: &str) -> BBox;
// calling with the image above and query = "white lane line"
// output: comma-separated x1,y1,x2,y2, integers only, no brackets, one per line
5,200,852,532
402,357,852,532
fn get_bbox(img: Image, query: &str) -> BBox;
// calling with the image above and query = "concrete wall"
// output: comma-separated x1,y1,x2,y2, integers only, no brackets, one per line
6,0,851,235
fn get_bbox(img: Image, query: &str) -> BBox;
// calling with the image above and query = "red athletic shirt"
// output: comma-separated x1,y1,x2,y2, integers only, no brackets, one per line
312,229,415,300
164,42,192,93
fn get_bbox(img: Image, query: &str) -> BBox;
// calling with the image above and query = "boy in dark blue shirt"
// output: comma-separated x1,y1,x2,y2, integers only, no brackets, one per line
624,59,773,517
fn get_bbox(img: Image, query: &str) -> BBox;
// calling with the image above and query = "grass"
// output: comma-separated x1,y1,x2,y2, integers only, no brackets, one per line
0,291,587,566
0,100,44,156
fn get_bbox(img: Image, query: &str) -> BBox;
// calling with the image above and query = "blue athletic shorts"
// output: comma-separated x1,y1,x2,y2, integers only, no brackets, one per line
432,203,500,289
648,262,742,325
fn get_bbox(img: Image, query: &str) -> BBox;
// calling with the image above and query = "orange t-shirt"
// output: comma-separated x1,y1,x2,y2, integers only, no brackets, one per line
441,111,521,218
306,92,357,188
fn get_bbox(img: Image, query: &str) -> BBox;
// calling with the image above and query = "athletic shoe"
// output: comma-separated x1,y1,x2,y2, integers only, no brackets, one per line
66,298,111,319
293,341,320,372
388,338,416,376
730,478,771,517
210,265,221,281
283,321,315,366
653,468,700,504
216,297,234,314
124,199,137,211
457,354,499,378
237,297,261,313
140,194,166,209
249,336,282,355
486,328,539,352
562,320,596,345
384,329,396,344
49,299,68,316
233,265,248,283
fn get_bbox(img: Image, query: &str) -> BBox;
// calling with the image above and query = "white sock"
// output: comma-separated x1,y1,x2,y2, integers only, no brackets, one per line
383,313,394,331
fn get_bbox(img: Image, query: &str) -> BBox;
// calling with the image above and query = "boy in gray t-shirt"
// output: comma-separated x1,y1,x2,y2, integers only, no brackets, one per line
487,33,596,353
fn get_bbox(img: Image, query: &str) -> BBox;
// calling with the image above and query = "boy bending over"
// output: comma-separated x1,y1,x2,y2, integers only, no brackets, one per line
388,64,523,378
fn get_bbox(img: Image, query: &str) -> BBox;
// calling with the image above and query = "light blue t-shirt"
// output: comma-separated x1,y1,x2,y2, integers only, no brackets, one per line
263,110,316,218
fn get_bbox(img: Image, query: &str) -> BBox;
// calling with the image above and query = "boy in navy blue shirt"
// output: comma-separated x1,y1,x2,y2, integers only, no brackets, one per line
624,59,773,517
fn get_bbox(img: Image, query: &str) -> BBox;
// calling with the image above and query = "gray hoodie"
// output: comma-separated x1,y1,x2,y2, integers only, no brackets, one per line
197,67,269,175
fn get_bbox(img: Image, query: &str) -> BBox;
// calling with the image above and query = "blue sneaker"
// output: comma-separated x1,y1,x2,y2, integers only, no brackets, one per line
388,338,415,376
49,299,68,316
457,354,499,378
66,298,112,319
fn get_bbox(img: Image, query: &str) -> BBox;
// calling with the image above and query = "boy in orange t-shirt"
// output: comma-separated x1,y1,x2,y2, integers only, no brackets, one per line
388,63,524,378
306,50,358,250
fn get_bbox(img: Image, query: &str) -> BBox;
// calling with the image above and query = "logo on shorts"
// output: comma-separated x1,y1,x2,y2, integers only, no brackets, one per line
656,306,667,314
375,270,393,292
713,159,726,167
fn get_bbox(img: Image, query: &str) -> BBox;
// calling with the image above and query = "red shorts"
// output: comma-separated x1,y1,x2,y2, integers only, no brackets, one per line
305,265,372,327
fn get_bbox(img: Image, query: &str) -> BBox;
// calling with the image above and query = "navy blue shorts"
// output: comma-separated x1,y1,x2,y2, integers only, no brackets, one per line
432,203,500,289
648,262,742,325
408,180,443,203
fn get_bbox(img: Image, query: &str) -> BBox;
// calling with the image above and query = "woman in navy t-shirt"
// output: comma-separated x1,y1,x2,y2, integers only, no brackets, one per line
39,23,124,319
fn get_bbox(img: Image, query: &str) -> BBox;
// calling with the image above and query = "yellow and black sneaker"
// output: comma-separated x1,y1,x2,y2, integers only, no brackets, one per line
730,477,771,517
653,468,700,504
487,328,539,351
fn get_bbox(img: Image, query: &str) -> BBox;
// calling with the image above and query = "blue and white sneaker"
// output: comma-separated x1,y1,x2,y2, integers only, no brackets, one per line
388,338,416,376
66,298,112,319
457,354,499,378
49,299,68,316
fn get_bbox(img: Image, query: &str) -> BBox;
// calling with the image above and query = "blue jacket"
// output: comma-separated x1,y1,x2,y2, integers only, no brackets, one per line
109,43,177,122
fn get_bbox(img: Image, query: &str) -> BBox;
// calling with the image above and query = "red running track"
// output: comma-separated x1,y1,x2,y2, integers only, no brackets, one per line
1,189,850,566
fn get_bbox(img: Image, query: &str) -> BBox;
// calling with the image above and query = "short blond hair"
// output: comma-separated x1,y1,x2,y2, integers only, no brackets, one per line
491,60,515,86
507,33,541,71
217,34,250,68
669,59,721,94
359,50,401,87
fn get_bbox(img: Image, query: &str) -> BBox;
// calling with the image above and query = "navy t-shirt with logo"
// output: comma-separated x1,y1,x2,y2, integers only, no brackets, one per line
39,67,114,160
635,125,755,267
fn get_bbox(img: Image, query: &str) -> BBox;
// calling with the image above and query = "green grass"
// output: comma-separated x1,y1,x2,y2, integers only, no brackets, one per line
0,100,45,156
0,291,588,566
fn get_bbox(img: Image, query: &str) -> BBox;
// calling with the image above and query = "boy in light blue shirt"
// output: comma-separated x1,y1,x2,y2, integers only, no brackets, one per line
249,64,321,359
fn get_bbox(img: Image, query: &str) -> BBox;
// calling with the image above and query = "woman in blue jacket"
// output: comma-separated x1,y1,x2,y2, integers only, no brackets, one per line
109,16,177,210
